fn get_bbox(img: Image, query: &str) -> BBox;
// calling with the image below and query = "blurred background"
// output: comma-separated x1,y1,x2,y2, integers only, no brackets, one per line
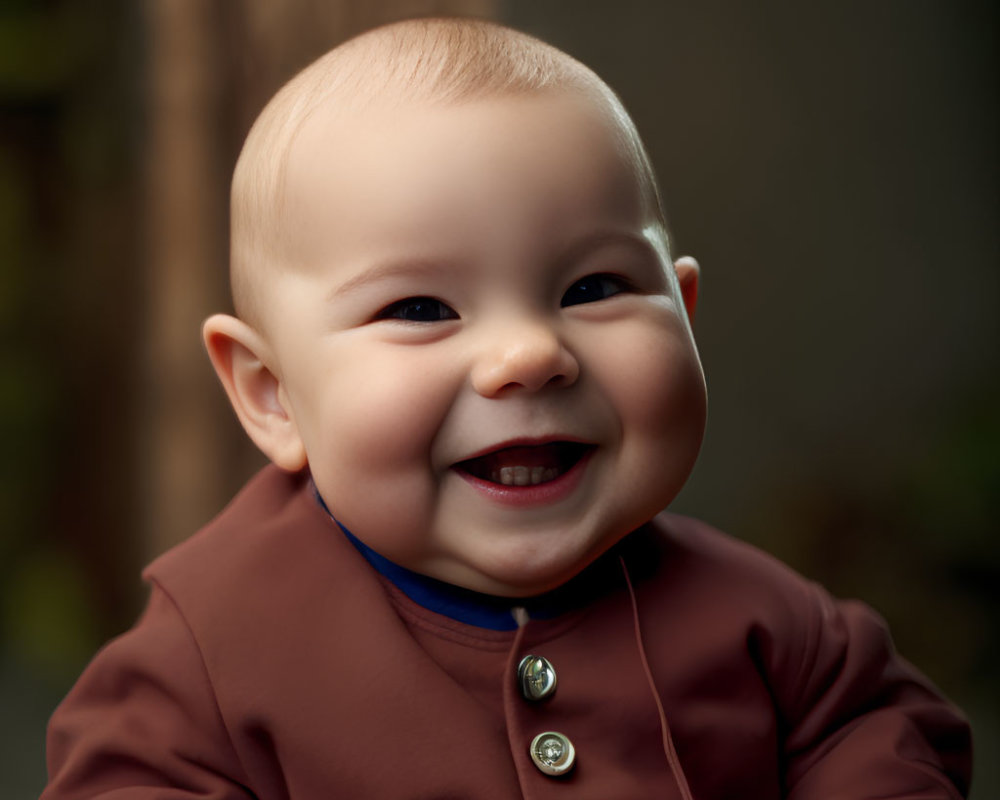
1,0,996,797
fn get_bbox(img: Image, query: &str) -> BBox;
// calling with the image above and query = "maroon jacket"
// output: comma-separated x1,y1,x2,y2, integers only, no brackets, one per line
43,466,971,798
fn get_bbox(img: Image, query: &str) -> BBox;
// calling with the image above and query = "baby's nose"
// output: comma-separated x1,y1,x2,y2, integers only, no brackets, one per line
470,321,579,397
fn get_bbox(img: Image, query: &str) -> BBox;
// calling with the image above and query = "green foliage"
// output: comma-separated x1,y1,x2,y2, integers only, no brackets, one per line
0,4,99,96
1,548,99,686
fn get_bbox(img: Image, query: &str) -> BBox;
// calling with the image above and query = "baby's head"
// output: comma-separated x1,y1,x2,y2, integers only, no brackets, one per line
204,18,707,597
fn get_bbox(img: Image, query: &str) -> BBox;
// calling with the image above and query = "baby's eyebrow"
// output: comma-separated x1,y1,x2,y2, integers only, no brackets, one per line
557,230,662,267
328,259,447,300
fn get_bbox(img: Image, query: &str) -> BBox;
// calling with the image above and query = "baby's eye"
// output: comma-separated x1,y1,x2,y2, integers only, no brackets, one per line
560,274,631,307
375,297,459,323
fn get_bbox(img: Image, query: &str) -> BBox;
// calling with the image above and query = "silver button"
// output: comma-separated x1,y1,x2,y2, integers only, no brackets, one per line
517,654,557,701
529,731,576,776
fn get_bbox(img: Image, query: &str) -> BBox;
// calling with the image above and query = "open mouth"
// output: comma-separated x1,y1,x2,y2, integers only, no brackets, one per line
454,442,595,487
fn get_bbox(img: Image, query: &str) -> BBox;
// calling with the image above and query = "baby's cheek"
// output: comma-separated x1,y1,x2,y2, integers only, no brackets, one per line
310,402,442,563
599,322,704,433
329,356,455,470
597,323,706,513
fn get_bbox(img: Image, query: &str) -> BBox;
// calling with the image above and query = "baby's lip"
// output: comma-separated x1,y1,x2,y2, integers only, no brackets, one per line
453,439,596,485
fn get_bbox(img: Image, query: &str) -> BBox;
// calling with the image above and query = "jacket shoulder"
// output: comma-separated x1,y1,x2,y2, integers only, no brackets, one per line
144,466,346,602
639,511,819,605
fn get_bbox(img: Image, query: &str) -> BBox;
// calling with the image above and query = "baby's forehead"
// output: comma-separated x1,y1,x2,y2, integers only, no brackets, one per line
290,82,616,161
270,88,658,287
230,19,662,324
283,87,645,224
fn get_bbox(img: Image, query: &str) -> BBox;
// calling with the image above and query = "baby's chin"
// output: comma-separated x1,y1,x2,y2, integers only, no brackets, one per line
420,529,632,599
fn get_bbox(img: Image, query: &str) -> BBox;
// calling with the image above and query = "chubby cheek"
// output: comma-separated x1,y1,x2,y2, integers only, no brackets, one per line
298,346,460,558
591,319,707,510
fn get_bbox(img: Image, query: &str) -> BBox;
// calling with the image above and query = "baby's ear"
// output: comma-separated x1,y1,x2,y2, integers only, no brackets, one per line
673,256,700,324
202,314,307,472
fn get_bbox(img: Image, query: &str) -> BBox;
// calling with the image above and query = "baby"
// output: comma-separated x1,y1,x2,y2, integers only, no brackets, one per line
43,18,971,799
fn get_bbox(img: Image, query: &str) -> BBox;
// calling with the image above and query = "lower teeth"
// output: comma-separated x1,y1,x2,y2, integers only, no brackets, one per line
493,466,560,486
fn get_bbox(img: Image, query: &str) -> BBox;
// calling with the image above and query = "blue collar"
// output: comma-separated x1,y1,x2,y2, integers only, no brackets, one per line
317,493,622,631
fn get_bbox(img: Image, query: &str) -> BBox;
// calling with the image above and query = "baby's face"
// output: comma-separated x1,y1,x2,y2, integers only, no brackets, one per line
262,91,706,596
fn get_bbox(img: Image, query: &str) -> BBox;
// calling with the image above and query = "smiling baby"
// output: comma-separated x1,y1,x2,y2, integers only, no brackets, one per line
43,18,971,799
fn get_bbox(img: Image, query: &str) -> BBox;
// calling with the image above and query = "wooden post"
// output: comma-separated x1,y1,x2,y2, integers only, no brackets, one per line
143,0,232,557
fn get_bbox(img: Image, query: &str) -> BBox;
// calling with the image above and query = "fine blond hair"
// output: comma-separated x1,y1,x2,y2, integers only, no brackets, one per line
230,17,667,325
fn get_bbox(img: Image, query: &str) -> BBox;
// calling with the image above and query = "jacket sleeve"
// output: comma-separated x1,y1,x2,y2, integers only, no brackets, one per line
42,586,255,799
774,584,972,799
